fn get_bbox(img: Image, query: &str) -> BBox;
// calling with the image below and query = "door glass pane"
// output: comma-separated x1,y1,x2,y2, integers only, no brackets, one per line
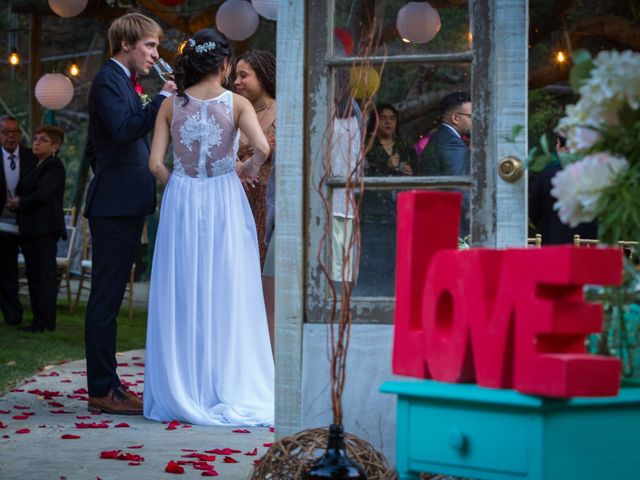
330,187,470,297
333,0,470,57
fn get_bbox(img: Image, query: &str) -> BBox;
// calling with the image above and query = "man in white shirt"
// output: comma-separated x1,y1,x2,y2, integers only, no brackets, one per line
0,115,36,325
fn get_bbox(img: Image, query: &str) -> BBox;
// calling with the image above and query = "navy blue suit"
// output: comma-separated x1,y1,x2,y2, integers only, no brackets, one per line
84,60,165,397
418,124,471,237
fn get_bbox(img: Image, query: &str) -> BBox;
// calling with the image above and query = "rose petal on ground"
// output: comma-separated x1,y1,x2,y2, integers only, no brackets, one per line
0,422,7,429
132,356,142,360
127,445,144,449
128,462,141,466
61,434,81,439
269,426,275,432
76,422,109,429
73,388,88,394
48,402,64,408
114,422,130,428
76,416,91,419
166,420,181,430
15,428,30,434
13,405,30,410
244,448,258,456
182,425,192,429
182,454,216,462
0,410,10,414
117,453,144,462
133,362,145,367
263,442,273,447
12,415,30,420
116,363,129,367
231,429,250,433
205,448,241,455
201,471,219,477
222,456,238,463
165,461,185,474
253,459,261,466
100,450,121,459
60,379,72,383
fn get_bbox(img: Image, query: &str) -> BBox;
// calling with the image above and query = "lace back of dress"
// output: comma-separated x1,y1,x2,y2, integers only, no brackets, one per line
171,91,238,178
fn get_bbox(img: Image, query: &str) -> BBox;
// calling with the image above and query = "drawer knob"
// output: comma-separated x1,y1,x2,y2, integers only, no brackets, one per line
448,428,467,452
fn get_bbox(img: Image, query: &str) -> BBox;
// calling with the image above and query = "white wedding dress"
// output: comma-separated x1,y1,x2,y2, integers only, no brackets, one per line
143,91,274,426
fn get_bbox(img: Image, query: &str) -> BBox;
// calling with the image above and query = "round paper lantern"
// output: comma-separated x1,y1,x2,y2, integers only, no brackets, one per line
252,0,277,21
396,1,441,44
48,0,88,18
349,67,380,99
216,0,260,41
35,73,74,110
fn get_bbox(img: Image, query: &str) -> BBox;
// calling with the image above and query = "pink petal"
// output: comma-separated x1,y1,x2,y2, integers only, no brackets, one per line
232,429,250,433
223,456,238,463
61,434,81,439
114,422,130,428
15,428,30,434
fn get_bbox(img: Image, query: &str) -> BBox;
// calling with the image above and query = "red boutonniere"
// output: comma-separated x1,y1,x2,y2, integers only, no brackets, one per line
134,83,151,107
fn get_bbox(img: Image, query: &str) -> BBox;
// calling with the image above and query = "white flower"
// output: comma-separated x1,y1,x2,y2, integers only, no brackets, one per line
551,152,629,227
557,50,640,152
569,126,601,151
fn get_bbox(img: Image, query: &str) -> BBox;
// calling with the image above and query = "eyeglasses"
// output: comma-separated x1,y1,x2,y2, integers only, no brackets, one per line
0,129,20,135
454,112,472,118
32,136,52,144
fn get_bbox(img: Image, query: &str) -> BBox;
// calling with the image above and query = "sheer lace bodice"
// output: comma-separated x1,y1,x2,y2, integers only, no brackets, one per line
171,91,238,178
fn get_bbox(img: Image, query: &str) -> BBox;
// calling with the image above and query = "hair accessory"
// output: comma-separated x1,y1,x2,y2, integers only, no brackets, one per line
194,41,216,54
188,39,196,48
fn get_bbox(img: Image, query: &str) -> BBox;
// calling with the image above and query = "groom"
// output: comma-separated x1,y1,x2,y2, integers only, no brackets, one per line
84,13,176,414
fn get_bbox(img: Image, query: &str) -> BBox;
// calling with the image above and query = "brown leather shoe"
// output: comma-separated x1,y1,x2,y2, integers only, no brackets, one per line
88,387,143,415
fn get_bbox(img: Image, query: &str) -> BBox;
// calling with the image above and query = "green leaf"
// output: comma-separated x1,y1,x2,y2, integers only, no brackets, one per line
569,50,594,93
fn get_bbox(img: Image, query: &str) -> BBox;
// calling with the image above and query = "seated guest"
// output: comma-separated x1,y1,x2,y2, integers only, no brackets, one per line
366,103,415,176
529,134,598,244
6,125,66,333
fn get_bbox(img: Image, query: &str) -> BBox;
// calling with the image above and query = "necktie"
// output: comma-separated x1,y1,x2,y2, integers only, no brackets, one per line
130,72,137,87
8,154,16,171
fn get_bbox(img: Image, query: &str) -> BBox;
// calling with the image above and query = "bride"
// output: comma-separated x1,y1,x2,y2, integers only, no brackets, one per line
143,28,274,426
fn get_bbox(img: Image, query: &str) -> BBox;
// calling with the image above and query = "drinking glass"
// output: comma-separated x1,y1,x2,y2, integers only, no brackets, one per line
153,58,174,81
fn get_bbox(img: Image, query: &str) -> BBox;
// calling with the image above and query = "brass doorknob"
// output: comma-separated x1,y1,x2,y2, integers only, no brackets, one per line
498,156,524,183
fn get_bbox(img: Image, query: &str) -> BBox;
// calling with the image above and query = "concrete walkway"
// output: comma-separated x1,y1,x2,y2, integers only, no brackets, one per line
0,350,273,480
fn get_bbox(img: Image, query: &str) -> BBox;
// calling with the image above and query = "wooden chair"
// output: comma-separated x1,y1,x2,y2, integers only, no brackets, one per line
527,233,542,247
573,234,599,247
63,206,77,227
74,218,135,319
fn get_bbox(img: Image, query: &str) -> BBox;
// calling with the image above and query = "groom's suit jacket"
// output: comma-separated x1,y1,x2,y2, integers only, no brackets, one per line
84,60,165,218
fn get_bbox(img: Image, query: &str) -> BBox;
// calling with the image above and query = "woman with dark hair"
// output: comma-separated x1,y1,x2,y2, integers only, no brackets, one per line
144,28,274,426
7,125,66,333
366,103,416,176
234,50,276,267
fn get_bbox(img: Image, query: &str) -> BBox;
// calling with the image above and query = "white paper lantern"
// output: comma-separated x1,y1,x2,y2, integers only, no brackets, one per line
396,1,441,44
216,0,260,41
252,0,277,21
35,73,74,110
48,0,88,18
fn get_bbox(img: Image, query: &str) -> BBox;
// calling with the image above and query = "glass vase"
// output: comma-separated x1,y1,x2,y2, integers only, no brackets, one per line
305,424,367,479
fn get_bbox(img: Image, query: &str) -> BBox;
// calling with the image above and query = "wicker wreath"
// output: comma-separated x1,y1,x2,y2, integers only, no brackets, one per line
249,427,395,479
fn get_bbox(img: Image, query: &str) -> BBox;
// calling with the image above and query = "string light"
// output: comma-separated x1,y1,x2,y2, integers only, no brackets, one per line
8,48,19,66
69,63,80,76
556,51,567,64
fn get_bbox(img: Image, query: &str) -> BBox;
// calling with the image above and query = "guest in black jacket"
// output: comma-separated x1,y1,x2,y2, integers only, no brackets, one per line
7,125,66,333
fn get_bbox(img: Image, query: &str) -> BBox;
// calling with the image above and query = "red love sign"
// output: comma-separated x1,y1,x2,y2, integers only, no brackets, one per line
392,191,622,398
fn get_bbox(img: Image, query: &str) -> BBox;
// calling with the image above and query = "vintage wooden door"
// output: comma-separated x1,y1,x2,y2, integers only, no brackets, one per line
274,0,528,460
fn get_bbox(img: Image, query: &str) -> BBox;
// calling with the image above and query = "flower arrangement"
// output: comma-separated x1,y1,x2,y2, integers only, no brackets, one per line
531,49,640,380
533,49,640,244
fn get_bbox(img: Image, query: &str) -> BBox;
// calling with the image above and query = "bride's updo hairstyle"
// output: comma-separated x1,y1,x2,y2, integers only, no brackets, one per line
174,28,233,105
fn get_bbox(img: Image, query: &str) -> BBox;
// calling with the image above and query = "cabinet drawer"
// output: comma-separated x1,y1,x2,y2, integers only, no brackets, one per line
407,400,532,476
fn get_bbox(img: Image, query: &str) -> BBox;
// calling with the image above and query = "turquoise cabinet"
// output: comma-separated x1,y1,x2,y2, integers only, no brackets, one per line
381,380,640,479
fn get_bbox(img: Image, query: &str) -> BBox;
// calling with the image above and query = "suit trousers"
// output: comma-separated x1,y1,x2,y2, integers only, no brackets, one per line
85,216,144,397
21,233,58,331
0,232,23,325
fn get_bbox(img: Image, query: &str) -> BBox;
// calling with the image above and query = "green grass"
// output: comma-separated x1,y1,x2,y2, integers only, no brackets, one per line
0,302,147,395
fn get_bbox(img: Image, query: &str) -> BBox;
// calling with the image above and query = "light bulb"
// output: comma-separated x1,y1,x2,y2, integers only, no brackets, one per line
9,48,19,65
556,51,566,64
69,63,80,76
